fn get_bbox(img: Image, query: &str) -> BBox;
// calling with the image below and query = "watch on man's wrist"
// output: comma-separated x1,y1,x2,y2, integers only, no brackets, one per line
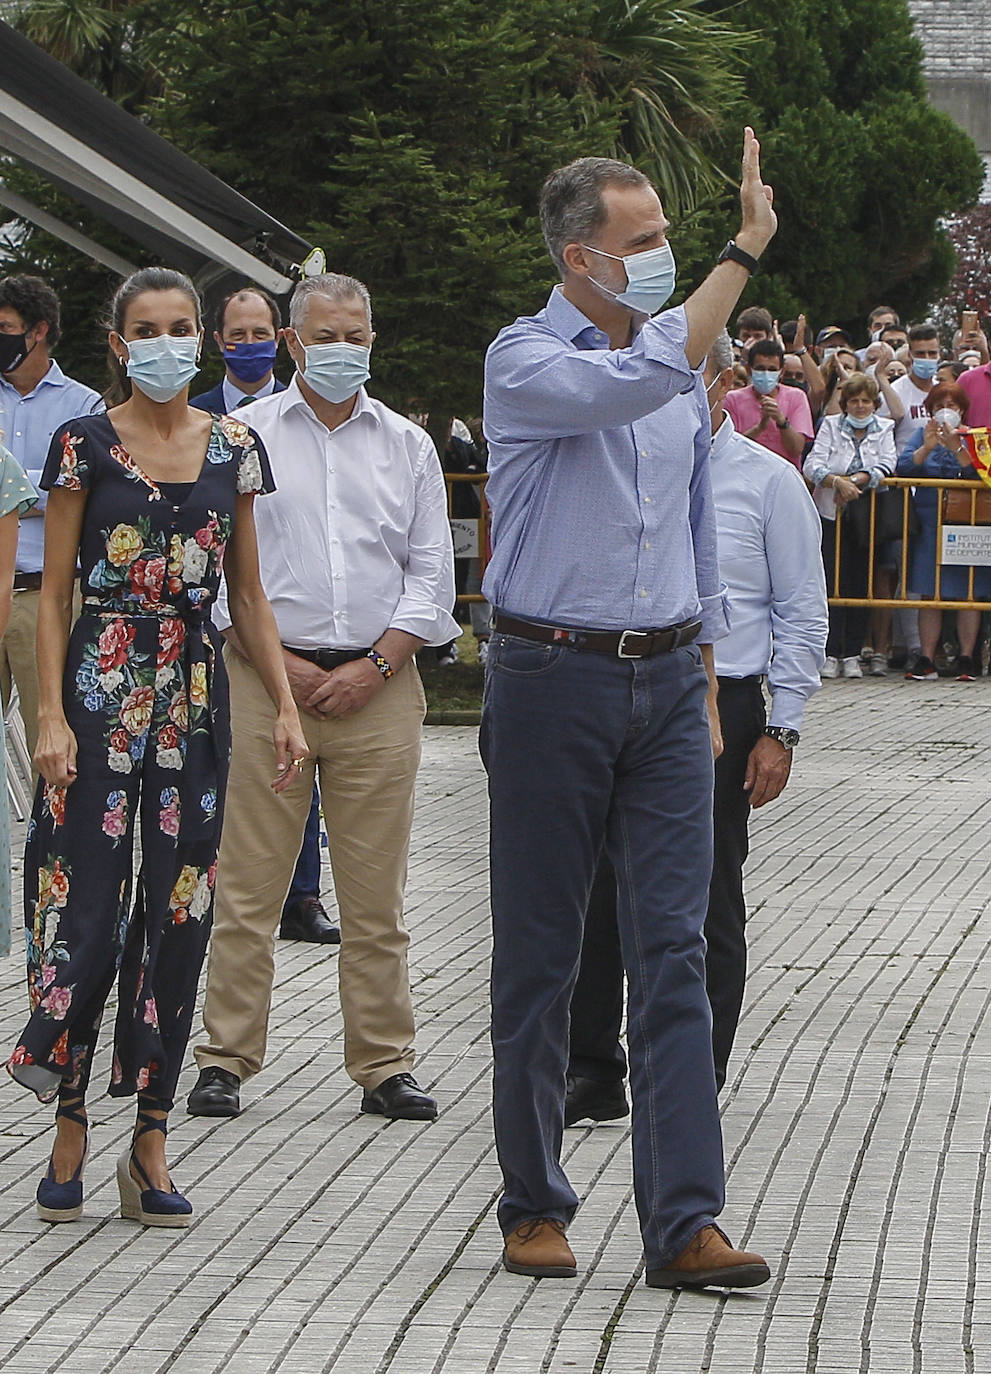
716,239,761,275
763,725,799,749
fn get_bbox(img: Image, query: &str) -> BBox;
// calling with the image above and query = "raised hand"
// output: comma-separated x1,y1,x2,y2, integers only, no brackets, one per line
738,127,777,257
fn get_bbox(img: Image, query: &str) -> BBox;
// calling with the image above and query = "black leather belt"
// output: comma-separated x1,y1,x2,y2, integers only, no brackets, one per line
13,572,42,591
492,613,702,658
283,645,369,671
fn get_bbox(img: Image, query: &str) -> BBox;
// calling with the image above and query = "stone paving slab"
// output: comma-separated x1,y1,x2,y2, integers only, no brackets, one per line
2,673,991,1371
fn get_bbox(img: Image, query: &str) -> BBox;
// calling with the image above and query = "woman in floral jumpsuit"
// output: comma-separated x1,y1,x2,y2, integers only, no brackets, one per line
6,268,306,1226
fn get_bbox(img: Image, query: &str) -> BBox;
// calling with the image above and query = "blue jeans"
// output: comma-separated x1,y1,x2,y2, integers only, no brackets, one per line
284,786,322,908
479,632,725,1268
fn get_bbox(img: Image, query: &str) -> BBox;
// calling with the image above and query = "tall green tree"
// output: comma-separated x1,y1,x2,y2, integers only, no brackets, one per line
690,0,985,334
6,0,750,410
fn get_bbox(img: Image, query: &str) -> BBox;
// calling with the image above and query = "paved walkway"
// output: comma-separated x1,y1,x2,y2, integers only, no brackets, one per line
1,674,990,1373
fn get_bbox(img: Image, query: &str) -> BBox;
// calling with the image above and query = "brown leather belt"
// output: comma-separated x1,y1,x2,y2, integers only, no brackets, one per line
283,645,369,671
13,572,42,591
492,613,702,658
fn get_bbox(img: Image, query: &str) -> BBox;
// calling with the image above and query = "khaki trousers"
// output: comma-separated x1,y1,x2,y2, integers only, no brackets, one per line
0,584,83,769
0,589,41,762
195,648,426,1090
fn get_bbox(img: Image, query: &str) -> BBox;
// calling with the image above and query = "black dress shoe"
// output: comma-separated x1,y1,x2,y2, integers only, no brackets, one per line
279,895,341,944
187,1067,241,1117
360,1072,437,1121
564,1074,630,1127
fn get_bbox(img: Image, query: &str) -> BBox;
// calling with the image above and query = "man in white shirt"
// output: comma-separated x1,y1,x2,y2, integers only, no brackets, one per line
566,330,827,1121
187,273,459,1122
881,323,941,452
191,287,336,947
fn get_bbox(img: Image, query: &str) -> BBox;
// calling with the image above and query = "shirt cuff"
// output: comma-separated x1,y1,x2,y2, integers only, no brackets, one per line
698,586,731,643
867,468,886,489
390,604,463,646
768,687,813,733
807,463,829,486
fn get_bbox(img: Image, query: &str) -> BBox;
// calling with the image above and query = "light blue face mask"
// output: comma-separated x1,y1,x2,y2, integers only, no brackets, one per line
912,357,939,381
301,342,371,403
751,369,780,395
845,412,875,430
124,334,200,403
581,241,677,316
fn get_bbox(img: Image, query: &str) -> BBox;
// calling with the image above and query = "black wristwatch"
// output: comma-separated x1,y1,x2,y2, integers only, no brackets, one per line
763,725,799,749
716,239,761,275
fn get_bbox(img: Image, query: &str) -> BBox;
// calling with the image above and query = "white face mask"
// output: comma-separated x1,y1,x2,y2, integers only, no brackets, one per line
934,408,962,429
581,242,677,316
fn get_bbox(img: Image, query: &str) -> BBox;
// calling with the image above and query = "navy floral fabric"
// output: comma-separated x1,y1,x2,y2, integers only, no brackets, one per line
7,412,272,1107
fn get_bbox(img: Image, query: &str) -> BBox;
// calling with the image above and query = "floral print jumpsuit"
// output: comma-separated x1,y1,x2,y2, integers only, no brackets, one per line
6,411,273,1109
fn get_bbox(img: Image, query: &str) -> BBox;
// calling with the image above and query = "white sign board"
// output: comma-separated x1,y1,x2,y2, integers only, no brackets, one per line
941,525,991,566
450,518,479,558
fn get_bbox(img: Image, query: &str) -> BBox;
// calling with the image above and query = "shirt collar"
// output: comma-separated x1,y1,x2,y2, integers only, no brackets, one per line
222,373,276,410
544,286,613,349
710,413,736,460
281,374,381,428
0,359,65,399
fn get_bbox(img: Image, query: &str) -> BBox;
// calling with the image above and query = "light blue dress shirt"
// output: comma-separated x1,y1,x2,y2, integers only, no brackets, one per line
710,416,828,731
221,373,277,412
0,361,102,572
482,289,728,640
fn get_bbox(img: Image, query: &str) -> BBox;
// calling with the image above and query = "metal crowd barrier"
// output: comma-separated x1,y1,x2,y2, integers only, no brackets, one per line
829,476,991,610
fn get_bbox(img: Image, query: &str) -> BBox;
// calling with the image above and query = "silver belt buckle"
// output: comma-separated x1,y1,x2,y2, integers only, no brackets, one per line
617,629,650,658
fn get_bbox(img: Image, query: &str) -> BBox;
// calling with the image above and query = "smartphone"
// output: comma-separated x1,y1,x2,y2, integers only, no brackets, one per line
962,309,979,335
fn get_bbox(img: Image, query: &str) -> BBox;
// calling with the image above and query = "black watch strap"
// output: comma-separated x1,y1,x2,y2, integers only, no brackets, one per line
717,239,761,275
763,725,799,748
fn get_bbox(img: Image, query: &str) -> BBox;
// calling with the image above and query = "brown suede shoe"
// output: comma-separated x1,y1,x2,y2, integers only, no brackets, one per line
646,1225,770,1290
502,1218,577,1277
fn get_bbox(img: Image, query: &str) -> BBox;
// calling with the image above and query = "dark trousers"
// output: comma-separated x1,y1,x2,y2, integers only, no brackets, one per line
480,632,724,1269
821,514,869,660
569,676,766,1093
284,786,322,909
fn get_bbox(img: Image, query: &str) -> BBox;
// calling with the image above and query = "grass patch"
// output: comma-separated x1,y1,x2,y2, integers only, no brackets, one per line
419,631,484,716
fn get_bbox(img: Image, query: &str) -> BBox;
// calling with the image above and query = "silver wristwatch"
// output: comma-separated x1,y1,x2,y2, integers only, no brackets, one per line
763,726,799,749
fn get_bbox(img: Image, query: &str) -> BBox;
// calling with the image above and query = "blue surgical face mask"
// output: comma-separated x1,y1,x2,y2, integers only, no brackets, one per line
223,339,277,384
582,241,677,315
846,411,875,429
912,356,939,381
751,369,780,395
301,341,371,403
124,334,200,403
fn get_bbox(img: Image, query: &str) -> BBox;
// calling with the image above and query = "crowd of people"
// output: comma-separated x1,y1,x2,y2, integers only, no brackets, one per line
0,122,988,1299
723,302,991,682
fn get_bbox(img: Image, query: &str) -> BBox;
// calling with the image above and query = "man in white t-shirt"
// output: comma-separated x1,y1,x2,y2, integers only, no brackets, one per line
881,323,940,452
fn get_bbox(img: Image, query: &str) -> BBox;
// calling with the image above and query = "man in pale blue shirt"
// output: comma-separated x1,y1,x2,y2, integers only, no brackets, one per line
567,331,827,1126
0,275,101,761
481,131,778,1290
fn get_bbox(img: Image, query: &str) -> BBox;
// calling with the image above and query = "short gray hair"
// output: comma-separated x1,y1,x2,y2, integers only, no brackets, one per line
539,158,650,275
706,329,734,379
289,272,372,329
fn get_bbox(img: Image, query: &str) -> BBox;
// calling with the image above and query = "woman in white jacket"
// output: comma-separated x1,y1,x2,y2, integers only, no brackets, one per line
803,374,896,678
